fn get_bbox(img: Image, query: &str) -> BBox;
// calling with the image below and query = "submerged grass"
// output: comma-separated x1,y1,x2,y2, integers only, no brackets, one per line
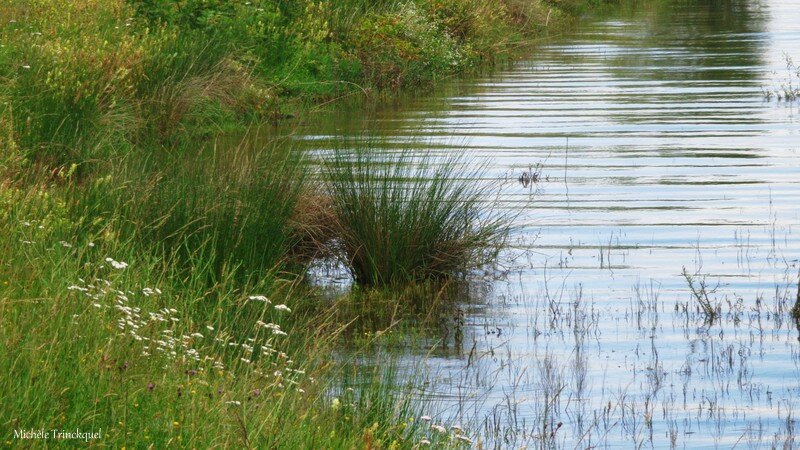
324,142,511,287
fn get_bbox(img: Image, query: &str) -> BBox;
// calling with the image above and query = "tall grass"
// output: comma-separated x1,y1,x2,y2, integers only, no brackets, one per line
324,141,510,287
73,132,307,284
1,0,601,173
0,152,436,449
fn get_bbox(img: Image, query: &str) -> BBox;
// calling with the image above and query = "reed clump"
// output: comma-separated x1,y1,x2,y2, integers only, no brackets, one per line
323,142,511,287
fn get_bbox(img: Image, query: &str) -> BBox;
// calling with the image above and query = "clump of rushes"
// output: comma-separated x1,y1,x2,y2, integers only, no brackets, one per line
323,139,510,287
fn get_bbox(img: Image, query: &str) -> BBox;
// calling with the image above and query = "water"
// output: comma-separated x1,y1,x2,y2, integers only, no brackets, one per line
288,0,800,447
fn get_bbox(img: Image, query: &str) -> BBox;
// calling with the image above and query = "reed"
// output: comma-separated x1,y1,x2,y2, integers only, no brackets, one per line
323,140,510,287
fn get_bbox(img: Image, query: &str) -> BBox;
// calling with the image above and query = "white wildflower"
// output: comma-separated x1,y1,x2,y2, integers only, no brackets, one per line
274,304,291,313
105,258,128,269
455,435,473,444
248,295,270,303
431,424,447,434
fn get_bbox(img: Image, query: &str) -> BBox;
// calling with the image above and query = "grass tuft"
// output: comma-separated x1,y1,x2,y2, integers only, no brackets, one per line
324,139,511,287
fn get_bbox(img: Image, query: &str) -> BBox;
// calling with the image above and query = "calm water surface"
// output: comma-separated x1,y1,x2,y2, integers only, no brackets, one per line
291,0,800,447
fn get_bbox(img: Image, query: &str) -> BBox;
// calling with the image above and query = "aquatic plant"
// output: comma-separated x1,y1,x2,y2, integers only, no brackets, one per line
682,267,719,323
323,140,511,287
791,269,800,320
763,53,800,102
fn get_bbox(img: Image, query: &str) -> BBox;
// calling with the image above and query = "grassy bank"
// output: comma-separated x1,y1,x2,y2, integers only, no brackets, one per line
1,0,609,170
0,134,497,448
2,0,608,447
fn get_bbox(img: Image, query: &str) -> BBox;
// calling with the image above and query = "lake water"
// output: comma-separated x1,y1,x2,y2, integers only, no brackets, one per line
288,0,800,447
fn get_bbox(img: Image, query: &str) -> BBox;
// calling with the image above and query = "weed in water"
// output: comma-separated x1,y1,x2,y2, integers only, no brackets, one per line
682,266,719,323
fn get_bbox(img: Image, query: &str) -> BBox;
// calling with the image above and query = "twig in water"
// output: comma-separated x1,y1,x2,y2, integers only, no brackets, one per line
682,267,718,323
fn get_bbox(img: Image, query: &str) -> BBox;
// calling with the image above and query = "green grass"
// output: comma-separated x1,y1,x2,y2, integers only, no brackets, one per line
1,0,602,172
324,141,511,287
0,162,435,449
0,128,494,447
110,133,306,282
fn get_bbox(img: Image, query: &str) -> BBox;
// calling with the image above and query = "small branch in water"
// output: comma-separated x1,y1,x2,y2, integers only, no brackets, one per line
682,267,718,323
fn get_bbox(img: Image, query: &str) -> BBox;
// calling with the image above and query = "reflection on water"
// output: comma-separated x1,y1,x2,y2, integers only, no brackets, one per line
288,0,800,447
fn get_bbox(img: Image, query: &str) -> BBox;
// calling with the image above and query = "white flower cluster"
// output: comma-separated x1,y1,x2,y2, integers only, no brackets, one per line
418,416,472,446
64,254,307,399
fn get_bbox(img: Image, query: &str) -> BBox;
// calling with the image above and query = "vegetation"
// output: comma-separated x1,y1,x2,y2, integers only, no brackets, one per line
792,269,800,320
1,0,609,447
324,143,510,286
0,134,487,448
763,53,800,101
682,267,719,323
1,0,606,172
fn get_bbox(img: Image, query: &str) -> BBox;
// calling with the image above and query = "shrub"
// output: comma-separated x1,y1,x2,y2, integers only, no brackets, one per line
422,0,518,60
351,2,465,89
